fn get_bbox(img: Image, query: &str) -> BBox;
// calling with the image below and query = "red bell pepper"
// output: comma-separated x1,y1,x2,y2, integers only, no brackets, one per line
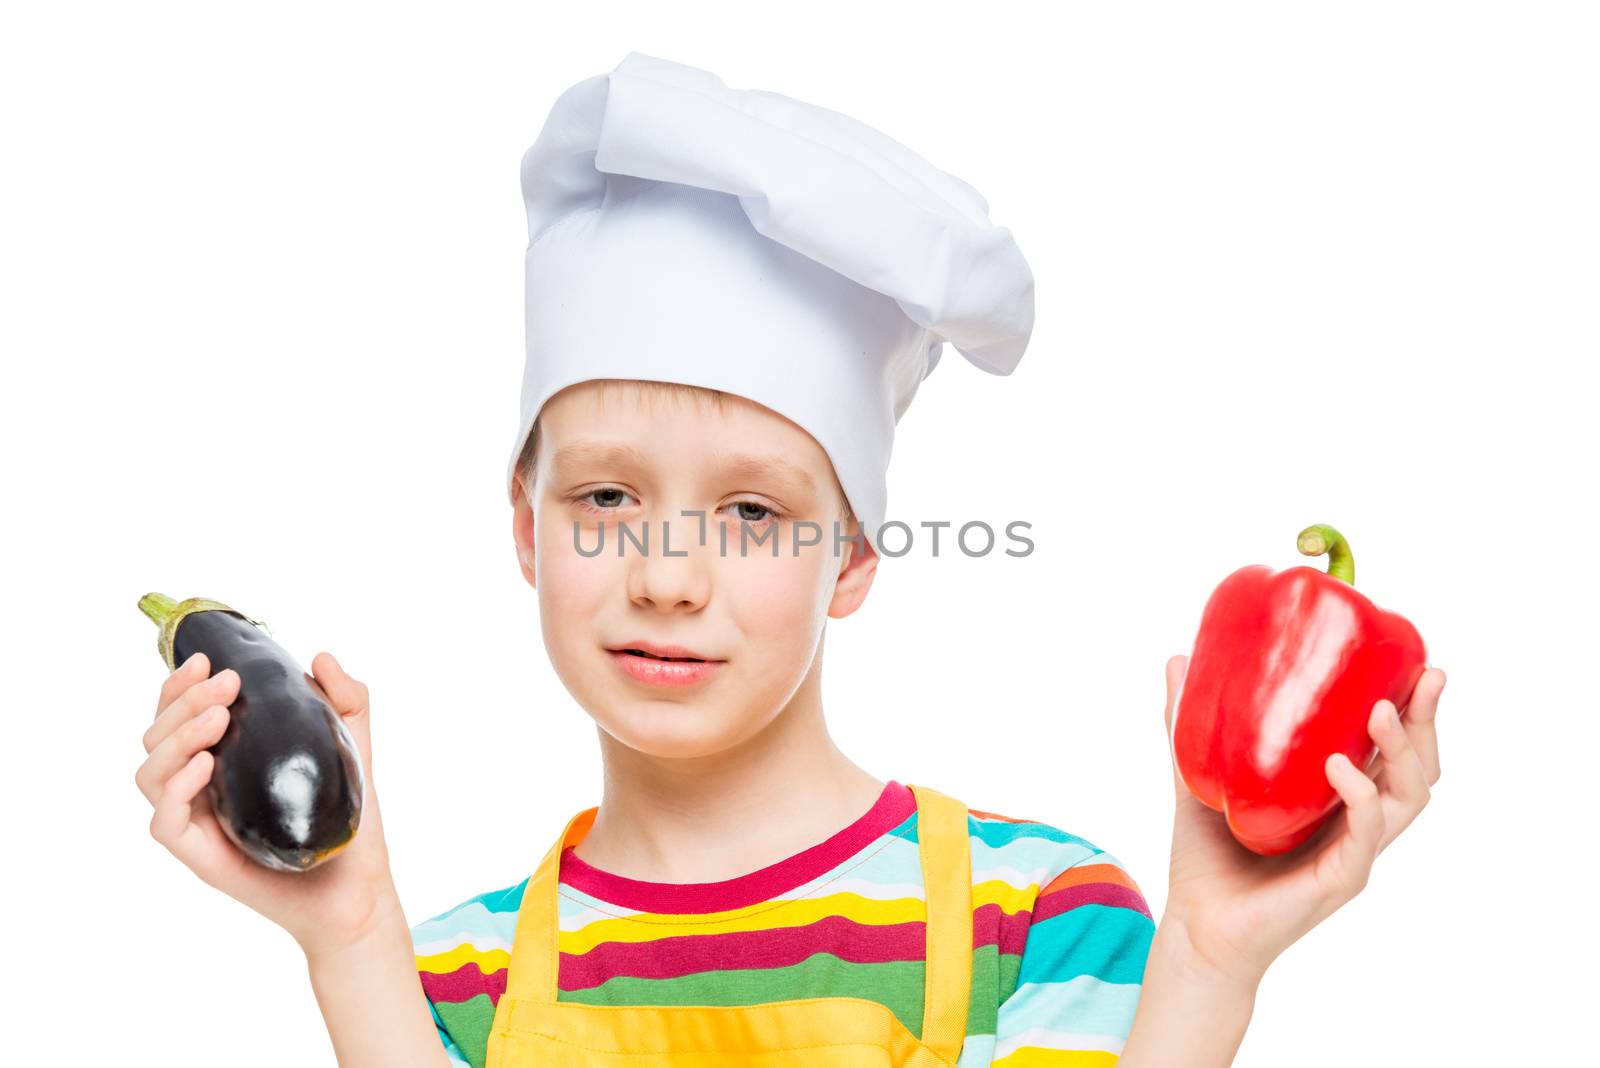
1171,524,1427,856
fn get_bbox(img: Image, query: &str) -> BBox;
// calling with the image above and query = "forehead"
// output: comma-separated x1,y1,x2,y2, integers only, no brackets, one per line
537,381,832,494
549,440,819,495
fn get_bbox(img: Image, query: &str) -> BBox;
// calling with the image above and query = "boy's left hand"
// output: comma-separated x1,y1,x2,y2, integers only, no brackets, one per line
1156,655,1446,989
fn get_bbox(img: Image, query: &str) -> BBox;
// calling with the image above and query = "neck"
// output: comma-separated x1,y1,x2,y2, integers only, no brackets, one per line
574,647,884,884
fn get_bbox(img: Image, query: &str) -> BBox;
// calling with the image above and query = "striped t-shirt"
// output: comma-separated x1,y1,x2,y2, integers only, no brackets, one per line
411,780,1155,1067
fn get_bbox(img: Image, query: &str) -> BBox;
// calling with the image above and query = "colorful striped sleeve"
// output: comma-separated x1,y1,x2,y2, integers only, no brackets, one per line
990,847,1156,1067
412,880,527,1068
426,994,473,1067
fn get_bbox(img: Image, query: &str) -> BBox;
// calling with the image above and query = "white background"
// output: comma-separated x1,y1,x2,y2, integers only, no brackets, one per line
4,2,1595,1064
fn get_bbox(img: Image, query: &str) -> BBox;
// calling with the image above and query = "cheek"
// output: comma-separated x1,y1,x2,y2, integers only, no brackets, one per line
535,537,612,644
719,550,834,652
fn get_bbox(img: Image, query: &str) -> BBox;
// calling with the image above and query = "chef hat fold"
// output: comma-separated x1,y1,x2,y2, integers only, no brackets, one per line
508,51,1035,551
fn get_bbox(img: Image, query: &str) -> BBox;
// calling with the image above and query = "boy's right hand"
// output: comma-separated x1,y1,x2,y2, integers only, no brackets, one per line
135,649,406,961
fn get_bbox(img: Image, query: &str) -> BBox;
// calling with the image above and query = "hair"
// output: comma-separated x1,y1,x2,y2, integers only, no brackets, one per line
516,378,853,521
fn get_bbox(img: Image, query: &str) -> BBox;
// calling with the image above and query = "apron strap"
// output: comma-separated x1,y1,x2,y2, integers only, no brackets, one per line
907,783,973,1065
502,804,596,1004
502,785,974,1066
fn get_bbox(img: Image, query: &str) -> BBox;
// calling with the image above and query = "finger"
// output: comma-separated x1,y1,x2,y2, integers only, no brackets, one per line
1317,753,1386,903
143,668,240,754
1162,655,1190,798
155,652,210,718
148,747,217,868
1401,667,1446,785
136,703,231,804
1367,699,1430,851
311,652,369,719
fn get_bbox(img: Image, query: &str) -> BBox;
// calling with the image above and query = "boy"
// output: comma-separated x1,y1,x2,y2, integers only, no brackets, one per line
136,53,1445,1067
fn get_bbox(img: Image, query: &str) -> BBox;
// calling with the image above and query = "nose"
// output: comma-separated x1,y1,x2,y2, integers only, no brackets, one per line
624,513,712,613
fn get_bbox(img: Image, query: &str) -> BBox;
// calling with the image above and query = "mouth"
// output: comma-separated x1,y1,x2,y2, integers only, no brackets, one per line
606,643,726,688
606,643,721,663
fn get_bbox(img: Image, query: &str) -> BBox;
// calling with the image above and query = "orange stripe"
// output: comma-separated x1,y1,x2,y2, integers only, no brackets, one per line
968,808,1038,824
1039,862,1140,896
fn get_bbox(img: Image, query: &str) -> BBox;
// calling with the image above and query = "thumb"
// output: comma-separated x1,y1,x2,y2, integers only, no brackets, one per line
308,651,373,767
310,651,370,718
307,652,387,855
1163,654,1191,799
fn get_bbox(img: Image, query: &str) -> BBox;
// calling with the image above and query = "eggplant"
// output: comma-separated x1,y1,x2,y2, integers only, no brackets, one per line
137,592,364,872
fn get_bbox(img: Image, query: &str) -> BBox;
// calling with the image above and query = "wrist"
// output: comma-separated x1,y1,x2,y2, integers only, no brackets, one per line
300,888,443,1068
300,882,409,969
1121,922,1260,1068
1148,912,1266,1001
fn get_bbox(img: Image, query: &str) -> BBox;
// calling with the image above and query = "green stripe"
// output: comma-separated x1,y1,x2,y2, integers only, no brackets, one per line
564,954,927,1034
559,945,1016,1040
433,992,495,1068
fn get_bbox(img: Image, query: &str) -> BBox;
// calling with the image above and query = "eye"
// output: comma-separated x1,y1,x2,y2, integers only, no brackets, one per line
573,487,637,512
724,500,782,525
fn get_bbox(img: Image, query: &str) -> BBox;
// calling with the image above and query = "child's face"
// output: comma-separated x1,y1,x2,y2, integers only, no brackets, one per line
511,381,879,760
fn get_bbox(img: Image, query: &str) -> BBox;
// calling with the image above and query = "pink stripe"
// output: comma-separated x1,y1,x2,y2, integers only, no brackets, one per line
561,895,1054,991
978,899,1038,956
1032,882,1153,924
420,961,508,1006
560,914,925,990
559,781,914,914
427,901,1050,1002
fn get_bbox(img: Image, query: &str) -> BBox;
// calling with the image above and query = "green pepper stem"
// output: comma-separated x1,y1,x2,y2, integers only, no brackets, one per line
138,592,179,627
1296,524,1355,585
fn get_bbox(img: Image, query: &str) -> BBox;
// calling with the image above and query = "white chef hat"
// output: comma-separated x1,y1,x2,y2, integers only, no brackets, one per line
507,52,1035,552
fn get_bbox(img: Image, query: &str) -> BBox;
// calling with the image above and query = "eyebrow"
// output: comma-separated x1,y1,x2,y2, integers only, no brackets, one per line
549,441,655,473
550,441,818,494
707,450,818,493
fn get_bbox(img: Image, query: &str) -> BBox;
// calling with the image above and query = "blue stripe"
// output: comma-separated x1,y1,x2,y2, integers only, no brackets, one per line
426,877,526,921
998,975,1144,1036
891,812,1101,854
1016,904,1156,986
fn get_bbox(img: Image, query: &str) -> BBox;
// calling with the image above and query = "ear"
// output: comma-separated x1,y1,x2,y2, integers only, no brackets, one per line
512,476,537,589
827,515,879,619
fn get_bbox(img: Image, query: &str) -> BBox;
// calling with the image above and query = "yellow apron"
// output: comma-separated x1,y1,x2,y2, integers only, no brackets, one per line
486,783,972,1067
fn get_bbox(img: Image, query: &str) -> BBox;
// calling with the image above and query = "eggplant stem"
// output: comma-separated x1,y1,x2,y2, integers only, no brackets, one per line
138,592,179,627
1296,524,1355,586
137,592,253,670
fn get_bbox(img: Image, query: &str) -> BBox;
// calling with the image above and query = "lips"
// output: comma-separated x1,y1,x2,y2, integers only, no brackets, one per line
607,641,719,663
607,644,725,688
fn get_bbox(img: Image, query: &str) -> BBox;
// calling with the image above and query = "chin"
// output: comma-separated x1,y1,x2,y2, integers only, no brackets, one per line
597,704,770,761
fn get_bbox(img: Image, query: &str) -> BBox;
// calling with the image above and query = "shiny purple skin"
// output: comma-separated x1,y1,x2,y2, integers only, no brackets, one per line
171,609,363,871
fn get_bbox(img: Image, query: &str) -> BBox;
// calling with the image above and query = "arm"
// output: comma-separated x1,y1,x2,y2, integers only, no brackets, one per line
136,651,452,1066
1118,921,1256,1065
1117,656,1447,1067
306,892,453,1068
